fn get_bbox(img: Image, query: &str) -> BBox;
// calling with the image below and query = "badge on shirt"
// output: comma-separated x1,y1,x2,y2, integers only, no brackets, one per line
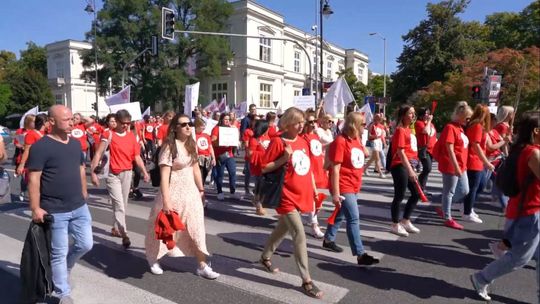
410,134,418,152
71,129,84,138
310,139,323,157
292,150,311,176
460,132,469,149
197,137,209,150
261,140,270,150
146,126,154,132
351,147,365,169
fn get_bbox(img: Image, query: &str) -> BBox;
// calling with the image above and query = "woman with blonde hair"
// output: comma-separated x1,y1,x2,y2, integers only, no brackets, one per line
145,113,219,279
322,112,380,265
463,105,495,223
495,105,514,155
260,107,323,299
435,101,472,230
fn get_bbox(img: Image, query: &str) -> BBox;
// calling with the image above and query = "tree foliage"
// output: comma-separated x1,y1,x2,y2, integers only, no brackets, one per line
80,0,233,111
19,42,48,77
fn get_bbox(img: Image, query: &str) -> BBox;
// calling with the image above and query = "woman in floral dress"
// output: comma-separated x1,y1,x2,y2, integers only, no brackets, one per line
145,113,219,280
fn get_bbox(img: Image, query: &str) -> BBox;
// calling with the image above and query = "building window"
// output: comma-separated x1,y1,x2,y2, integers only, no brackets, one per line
338,65,344,72
55,94,63,105
293,51,300,73
259,37,271,62
326,62,332,79
358,66,364,77
56,61,64,78
211,82,228,101
259,83,272,108
293,90,301,96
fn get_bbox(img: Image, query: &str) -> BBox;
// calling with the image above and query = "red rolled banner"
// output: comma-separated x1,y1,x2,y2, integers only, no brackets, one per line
431,100,438,114
414,179,429,203
315,193,327,210
327,206,341,225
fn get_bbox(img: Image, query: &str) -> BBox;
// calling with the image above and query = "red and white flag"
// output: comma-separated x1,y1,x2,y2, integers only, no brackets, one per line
106,86,130,106
217,96,227,112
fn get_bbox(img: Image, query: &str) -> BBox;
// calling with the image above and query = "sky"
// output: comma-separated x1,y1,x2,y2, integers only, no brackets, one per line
0,0,532,74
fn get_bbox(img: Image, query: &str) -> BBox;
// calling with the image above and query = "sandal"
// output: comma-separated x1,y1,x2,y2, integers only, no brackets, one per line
301,281,323,299
259,257,279,273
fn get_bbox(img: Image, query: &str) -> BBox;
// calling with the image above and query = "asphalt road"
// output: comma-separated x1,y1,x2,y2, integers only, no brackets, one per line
0,146,537,304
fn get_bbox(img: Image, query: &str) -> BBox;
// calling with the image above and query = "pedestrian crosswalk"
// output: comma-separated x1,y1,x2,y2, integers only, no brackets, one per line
0,167,443,304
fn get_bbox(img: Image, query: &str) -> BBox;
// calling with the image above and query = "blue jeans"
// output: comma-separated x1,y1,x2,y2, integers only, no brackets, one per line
489,172,509,209
464,170,485,215
216,157,237,194
50,204,93,297
379,149,386,170
474,212,539,303
324,193,365,256
442,173,469,220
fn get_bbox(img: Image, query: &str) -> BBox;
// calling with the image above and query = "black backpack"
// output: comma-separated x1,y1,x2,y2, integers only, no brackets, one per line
495,146,524,197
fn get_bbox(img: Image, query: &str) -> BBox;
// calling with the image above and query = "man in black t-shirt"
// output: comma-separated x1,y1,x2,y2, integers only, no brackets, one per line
27,105,93,304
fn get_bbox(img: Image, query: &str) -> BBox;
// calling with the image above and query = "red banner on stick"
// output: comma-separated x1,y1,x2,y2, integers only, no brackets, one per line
431,100,438,114
414,179,429,203
315,193,327,210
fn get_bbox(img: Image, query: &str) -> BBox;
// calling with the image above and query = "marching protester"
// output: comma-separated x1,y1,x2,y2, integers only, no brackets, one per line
388,104,422,237
70,113,89,161
247,119,270,215
363,113,386,178
211,112,239,201
435,101,472,230
470,111,540,302
485,113,510,211
494,105,515,156
242,115,259,196
316,114,335,150
91,109,149,249
145,114,219,279
156,111,175,147
14,114,35,202
143,115,156,160
463,105,495,224
260,107,323,299
240,104,257,137
322,112,380,265
414,107,437,194
26,105,93,304
129,121,147,200
266,111,279,138
301,111,327,239
194,118,215,186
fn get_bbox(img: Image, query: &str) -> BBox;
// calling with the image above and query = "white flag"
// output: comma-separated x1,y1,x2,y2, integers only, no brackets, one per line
19,106,39,129
233,101,247,118
203,100,219,112
323,77,355,117
184,82,200,116
142,106,151,118
106,86,130,106
218,95,227,112
358,103,373,126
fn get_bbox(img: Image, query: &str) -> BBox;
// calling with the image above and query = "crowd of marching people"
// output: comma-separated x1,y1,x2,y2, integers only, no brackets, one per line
13,98,539,303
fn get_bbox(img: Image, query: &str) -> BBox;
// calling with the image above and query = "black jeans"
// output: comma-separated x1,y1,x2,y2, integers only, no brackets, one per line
390,164,420,223
418,147,432,191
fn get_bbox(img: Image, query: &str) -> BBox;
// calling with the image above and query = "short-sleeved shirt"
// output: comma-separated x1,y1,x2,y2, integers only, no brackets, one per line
144,123,156,140
390,127,418,168
414,120,437,153
196,133,212,157
156,123,169,141
243,129,254,161
268,125,280,138
25,130,44,146
248,135,270,176
211,126,234,158
102,130,140,174
87,123,103,147
70,123,88,151
437,122,469,174
14,128,26,147
506,144,540,219
328,134,365,194
466,123,487,171
494,122,510,137
26,136,85,213
486,129,502,160
263,136,314,215
303,133,328,189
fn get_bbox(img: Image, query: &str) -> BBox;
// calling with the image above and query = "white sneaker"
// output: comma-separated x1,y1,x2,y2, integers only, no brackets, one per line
197,264,220,280
489,242,507,259
379,172,386,179
363,169,372,177
470,274,491,301
311,223,325,239
401,221,420,234
19,194,24,202
149,262,163,275
167,247,182,257
463,214,483,223
217,193,225,201
231,192,242,200
390,223,409,237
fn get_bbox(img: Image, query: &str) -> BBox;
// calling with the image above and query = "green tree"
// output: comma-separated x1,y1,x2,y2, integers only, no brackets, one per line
392,0,493,102
80,0,233,111
0,50,17,80
0,83,12,116
19,42,48,77
368,74,393,98
4,69,54,114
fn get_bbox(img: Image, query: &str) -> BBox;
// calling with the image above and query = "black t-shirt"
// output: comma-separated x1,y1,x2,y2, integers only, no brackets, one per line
26,136,86,213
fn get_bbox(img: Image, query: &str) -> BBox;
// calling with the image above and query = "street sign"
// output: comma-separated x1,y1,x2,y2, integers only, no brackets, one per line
272,101,279,108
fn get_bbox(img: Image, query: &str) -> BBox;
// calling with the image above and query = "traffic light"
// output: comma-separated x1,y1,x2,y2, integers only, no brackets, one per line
161,8,175,40
91,102,97,111
471,85,481,100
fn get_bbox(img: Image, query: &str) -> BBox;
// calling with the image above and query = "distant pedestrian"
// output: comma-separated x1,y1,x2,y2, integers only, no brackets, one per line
26,105,93,304
414,107,437,194
211,112,239,201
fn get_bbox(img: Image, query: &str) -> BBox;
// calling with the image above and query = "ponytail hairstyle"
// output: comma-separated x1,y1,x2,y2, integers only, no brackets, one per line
467,104,491,132
451,101,473,122
163,113,198,164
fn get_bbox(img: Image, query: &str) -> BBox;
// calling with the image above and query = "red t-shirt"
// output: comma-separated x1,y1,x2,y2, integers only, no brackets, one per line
494,122,510,137
243,129,254,161
369,123,385,140
466,123,487,171
196,133,212,157
70,124,88,151
268,125,280,138
211,126,234,157
328,134,365,194
14,128,26,147
102,130,140,174
486,129,502,159
25,130,44,145
414,120,437,153
87,123,103,148
156,123,169,141
248,135,270,176
303,133,328,189
144,123,156,140
506,144,540,219
437,122,469,174
263,136,314,214
390,127,418,168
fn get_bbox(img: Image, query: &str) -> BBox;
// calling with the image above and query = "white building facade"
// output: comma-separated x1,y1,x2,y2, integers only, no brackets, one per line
200,0,369,114
46,40,108,117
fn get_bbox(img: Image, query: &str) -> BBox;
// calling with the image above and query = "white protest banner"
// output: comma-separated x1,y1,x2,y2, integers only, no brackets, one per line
19,106,39,129
203,100,219,112
232,101,247,118
358,103,373,125
293,95,315,111
203,119,218,135
218,126,239,147
323,77,355,117
184,82,200,116
218,96,227,112
141,106,151,118
106,86,130,106
109,101,142,121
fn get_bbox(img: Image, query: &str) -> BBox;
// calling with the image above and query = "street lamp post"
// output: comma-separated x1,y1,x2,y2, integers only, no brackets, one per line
319,0,333,101
85,0,99,116
369,32,387,99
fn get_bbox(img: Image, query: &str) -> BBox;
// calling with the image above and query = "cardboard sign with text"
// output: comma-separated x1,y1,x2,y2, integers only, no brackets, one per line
293,95,315,111
218,127,239,147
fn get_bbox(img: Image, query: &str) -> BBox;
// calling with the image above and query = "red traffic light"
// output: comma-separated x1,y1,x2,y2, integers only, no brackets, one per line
472,86,480,92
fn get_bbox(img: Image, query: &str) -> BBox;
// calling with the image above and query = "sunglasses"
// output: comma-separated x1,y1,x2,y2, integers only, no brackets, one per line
306,120,315,125
119,121,131,125
179,122,194,128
